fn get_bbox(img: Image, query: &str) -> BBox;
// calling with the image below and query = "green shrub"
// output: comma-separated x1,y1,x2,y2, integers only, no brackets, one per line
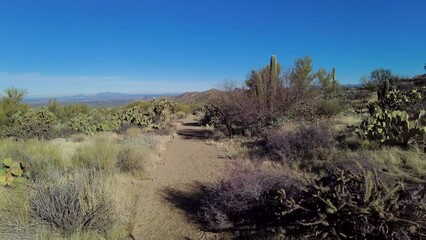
7,108,58,140
316,98,344,117
176,103,191,115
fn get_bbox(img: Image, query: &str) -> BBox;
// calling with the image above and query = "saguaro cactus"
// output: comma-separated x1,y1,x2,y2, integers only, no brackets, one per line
331,67,338,91
377,79,390,100
269,55,279,110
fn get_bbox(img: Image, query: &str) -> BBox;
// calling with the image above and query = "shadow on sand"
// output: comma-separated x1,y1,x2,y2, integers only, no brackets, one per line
177,121,214,140
160,182,210,228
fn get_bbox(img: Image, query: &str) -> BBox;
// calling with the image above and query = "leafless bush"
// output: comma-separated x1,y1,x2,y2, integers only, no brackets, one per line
267,164,426,239
199,163,302,230
29,170,116,236
200,162,426,239
265,124,335,169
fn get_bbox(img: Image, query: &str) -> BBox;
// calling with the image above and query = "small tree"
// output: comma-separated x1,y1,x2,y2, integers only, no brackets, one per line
361,69,393,91
317,67,339,95
0,88,29,128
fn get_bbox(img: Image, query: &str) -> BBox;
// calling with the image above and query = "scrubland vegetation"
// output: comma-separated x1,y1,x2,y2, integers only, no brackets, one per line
198,56,426,239
0,55,425,239
0,94,180,239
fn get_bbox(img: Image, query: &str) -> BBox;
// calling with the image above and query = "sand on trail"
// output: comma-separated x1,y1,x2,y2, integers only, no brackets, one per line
132,119,230,240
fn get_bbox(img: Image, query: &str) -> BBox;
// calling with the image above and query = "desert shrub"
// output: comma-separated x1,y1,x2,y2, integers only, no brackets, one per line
7,108,58,140
175,111,186,119
200,163,300,230
176,103,191,115
201,56,323,138
73,136,119,171
116,144,149,173
266,164,426,239
0,88,29,130
125,127,143,138
47,100,89,123
316,98,344,117
201,93,277,138
265,124,335,169
200,163,426,239
29,171,116,236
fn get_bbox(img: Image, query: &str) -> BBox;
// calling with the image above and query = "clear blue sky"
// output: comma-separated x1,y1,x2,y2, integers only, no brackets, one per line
1,0,425,97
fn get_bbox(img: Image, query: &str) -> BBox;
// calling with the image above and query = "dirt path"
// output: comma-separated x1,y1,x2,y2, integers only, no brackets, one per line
132,119,228,240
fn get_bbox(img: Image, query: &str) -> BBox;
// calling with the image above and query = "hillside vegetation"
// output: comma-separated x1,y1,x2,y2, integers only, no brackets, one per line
0,55,425,239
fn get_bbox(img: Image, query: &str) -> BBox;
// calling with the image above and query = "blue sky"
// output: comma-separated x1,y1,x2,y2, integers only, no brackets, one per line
0,0,425,97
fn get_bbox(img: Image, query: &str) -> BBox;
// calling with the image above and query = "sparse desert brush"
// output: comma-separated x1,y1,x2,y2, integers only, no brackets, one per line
103,173,138,238
266,164,426,239
0,187,34,239
200,161,426,239
200,162,303,230
68,133,88,142
73,135,120,171
0,138,21,160
117,144,150,173
125,127,143,138
265,123,335,170
29,170,116,237
175,111,187,119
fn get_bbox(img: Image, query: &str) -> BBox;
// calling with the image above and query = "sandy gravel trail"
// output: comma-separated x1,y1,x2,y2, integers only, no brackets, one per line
132,119,228,240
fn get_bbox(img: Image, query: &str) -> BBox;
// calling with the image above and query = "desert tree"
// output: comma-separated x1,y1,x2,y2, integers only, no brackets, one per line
361,68,394,91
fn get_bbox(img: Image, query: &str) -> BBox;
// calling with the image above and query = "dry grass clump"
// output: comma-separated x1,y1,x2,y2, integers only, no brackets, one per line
125,127,143,138
73,135,120,171
68,133,88,143
362,147,426,182
30,171,116,236
0,188,34,239
116,144,150,173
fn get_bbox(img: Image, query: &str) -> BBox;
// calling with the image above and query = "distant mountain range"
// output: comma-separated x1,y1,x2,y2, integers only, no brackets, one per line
24,92,180,107
172,89,224,104
23,89,226,107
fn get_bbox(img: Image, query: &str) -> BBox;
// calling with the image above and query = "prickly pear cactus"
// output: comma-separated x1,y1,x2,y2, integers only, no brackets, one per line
357,88,426,147
0,158,27,189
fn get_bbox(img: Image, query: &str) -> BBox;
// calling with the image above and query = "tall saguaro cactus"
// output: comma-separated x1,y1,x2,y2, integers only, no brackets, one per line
269,55,279,110
331,67,338,91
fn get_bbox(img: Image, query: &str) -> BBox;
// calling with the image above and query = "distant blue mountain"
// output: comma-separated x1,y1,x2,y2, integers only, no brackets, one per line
23,92,180,107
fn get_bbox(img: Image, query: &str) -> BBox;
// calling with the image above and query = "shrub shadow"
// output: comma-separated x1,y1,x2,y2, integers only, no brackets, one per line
161,182,209,229
182,122,202,127
177,129,213,140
